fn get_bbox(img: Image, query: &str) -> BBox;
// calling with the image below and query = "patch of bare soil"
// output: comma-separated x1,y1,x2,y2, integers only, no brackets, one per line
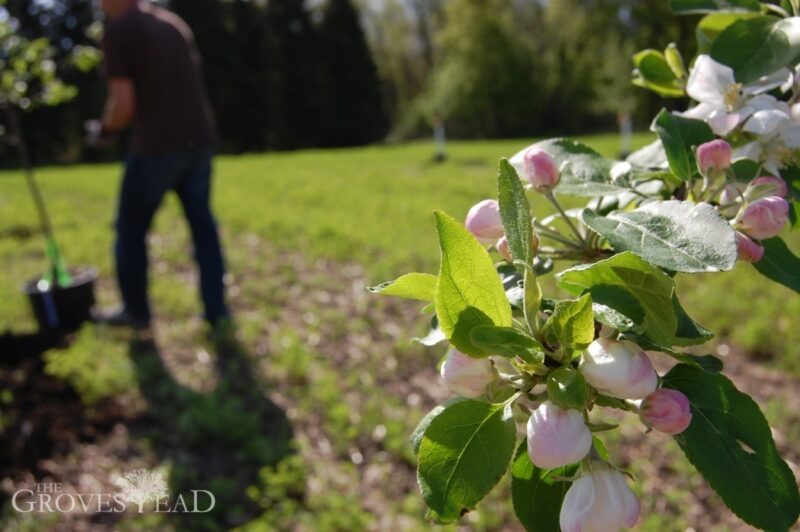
1,234,798,531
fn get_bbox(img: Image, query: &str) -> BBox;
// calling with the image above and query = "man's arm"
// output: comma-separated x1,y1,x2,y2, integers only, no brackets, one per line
102,78,135,133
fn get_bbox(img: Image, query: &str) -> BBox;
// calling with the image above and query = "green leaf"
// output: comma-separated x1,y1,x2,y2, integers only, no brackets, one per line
651,109,715,180
470,325,541,361
696,12,761,53
410,400,464,455
582,200,737,273
789,200,800,230
522,262,542,335
556,252,679,346
672,293,715,346
369,272,437,301
664,43,687,79
632,49,685,97
594,394,637,412
547,367,589,410
730,157,762,184
683,353,723,372
511,441,576,532
542,293,595,352
669,0,761,14
711,16,800,83
621,334,722,371
663,365,800,530
418,400,517,521
498,159,534,268
753,237,800,294
513,138,624,197
434,212,513,356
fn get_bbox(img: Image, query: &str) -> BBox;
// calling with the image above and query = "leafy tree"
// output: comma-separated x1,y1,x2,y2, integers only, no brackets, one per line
317,0,388,147
262,0,325,150
1,0,103,163
170,0,270,152
422,0,540,138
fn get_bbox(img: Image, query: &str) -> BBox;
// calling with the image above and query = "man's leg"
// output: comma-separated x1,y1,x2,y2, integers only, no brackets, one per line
114,154,177,324
175,150,229,324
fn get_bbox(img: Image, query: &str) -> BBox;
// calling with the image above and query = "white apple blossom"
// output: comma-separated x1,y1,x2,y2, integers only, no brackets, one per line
440,349,497,398
737,109,800,175
526,401,592,469
560,465,641,532
682,55,791,136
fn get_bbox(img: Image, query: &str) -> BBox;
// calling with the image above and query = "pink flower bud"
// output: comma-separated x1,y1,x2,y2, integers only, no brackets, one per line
496,232,539,262
719,183,742,207
739,196,789,240
735,231,765,263
526,401,592,469
560,465,640,532
465,200,504,244
640,389,692,435
696,139,732,178
523,148,560,191
496,236,512,262
745,176,788,200
440,349,497,398
580,338,658,400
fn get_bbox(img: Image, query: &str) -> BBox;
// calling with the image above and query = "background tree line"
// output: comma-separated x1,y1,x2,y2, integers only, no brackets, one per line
1,0,696,165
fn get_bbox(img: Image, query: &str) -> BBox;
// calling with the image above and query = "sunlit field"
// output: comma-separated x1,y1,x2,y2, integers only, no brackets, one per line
2,134,799,530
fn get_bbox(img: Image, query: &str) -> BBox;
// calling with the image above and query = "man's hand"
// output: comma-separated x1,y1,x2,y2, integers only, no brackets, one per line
84,119,104,147
84,119,117,149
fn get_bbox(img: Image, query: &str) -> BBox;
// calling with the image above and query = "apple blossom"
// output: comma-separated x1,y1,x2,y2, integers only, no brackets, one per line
745,176,788,200
739,196,789,240
522,147,560,191
696,139,731,179
682,54,790,136
496,235,512,262
465,199,504,243
738,109,800,176
439,349,497,398
560,465,641,532
735,231,765,263
719,183,742,208
526,401,592,469
581,337,658,400
496,232,539,262
640,389,692,435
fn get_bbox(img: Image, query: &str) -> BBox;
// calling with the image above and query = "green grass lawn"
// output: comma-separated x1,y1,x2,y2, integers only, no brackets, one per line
1,134,799,531
2,133,799,371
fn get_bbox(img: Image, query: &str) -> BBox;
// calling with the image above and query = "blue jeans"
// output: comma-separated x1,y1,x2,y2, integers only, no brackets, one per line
115,148,228,324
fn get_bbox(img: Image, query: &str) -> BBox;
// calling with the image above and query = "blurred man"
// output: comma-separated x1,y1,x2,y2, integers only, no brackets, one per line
90,0,229,329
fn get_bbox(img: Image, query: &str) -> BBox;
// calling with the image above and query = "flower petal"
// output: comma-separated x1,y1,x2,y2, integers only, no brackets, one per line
734,141,761,162
781,124,800,149
680,101,719,120
707,110,742,136
686,55,734,105
743,67,793,95
743,109,791,137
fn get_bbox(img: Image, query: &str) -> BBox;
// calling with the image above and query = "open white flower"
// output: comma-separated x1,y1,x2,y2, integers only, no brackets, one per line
682,55,790,136
737,109,800,175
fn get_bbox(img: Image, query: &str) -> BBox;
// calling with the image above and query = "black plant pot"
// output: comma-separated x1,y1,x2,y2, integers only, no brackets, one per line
22,267,98,331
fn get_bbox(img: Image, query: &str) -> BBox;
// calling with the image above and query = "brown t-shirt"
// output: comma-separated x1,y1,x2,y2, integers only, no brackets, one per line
102,3,216,155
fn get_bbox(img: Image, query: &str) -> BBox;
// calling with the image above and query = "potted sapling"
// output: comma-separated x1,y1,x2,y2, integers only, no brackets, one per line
0,12,101,331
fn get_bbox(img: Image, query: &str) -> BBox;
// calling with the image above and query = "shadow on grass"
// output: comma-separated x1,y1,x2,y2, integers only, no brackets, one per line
128,330,293,531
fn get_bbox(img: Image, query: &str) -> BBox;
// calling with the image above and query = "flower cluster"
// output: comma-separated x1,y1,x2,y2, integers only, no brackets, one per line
692,136,790,262
442,334,691,531
373,4,800,530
